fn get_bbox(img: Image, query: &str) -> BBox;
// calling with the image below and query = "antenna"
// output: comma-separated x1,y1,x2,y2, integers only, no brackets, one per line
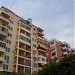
10,0,15,9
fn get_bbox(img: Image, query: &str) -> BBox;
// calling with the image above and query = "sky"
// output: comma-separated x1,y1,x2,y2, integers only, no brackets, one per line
0,0,74,47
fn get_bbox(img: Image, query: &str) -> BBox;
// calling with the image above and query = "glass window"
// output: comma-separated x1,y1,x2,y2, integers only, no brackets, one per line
6,47,10,52
10,20,14,24
34,63,37,67
6,65,8,70
42,58,45,61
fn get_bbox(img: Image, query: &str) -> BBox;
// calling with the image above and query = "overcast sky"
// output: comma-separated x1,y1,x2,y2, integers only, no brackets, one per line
0,0,74,47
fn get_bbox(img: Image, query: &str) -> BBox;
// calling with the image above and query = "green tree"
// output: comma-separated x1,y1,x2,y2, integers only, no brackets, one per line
38,54,75,75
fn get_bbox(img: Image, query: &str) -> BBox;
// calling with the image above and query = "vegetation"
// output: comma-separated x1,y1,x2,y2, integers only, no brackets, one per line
0,54,75,75
38,54,75,75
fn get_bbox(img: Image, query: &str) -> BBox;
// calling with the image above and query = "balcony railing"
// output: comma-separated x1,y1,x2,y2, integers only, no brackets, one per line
0,47,6,53
16,47,31,53
20,25,31,33
0,25,8,36
37,31,44,36
38,43,46,49
0,67,3,71
20,33,31,39
0,40,6,45
38,55,46,64
0,57,4,62
38,49,46,52
0,16,10,24
19,35,31,46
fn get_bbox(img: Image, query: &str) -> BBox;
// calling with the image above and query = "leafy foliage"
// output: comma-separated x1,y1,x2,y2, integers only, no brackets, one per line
38,54,75,75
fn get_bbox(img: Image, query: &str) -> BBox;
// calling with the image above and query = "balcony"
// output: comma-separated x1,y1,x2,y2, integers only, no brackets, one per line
0,40,6,45
63,52,68,55
0,26,8,37
18,58,24,66
62,46,67,49
0,67,3,71
25,59,31,67
0,12,10,24
51,56,57,59
38,55,46,64
0,16,9,24
19,35,31,46
38,49,46,52
20,24,31,33
0,24,8,29
0,57,4,62
37,31,44,36
37,27,44,36
51,49,56,53
16,47,31,53
20,33,30,39
0,47,6,53
38,43,46,49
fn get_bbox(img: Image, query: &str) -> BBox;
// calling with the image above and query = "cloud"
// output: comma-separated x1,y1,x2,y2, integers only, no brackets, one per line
0,0,74,47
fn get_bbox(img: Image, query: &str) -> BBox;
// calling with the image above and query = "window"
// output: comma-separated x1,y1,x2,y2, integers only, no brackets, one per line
4,55,10,61
6,40,11,44
33,32,36,36
8,26,13,31
32,38,34,41
4,55,7,60
33,50,36,55
34,63,37,67
6,47,10,52
10,20,14,24
8,33,12,37
35,39,36,42
42,58,45,61
3,64,8,70
6,65,8,69
34,57,36,61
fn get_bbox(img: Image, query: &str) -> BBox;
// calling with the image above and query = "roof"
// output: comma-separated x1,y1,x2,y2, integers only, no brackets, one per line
1,6,21,18
0,6,44,31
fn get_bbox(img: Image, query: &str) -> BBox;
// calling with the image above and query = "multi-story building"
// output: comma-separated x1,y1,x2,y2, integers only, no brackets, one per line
60,42,71,57
37,28,46,70
0,6,74,74
49,38,75,62
0,6,50,74
49,38,62,62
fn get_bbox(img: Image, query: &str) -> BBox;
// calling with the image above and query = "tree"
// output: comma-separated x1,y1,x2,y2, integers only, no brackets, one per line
38,54,75,75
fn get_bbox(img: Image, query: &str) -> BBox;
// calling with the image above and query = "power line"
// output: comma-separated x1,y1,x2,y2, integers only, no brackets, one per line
10,0,15,9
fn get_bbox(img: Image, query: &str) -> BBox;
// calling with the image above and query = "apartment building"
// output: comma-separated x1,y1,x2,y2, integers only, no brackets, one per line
49,38,75,62
37,29,46,70
60,42,71,57
49,38,62,62
0,6,74,74
0,6,50,74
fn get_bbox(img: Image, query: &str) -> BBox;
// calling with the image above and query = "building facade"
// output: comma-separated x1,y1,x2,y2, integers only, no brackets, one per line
0,6,50,74
0,6,74,74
